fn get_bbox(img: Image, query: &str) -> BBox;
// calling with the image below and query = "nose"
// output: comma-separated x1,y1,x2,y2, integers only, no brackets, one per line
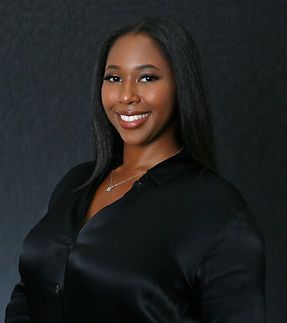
119,81,141,105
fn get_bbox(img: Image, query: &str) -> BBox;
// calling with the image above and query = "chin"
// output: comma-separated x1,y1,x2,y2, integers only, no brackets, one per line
120,138,148,146
119,133,152,146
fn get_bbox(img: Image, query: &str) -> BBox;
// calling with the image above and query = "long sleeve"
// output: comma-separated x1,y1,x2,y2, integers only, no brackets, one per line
196,210,266,322
4,176,66,323
5,280,32,323
4,162,93,323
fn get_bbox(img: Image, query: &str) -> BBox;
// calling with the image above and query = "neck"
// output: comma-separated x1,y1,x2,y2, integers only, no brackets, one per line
121,141,182,172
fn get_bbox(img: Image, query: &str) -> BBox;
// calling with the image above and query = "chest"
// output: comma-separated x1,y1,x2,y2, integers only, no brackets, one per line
82,171,139,226
19,179,210,303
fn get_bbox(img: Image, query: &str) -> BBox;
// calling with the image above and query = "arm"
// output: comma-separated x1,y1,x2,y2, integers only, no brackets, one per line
196,210,266,322
5,162,93,322
5,280,32,323
4,176,67,323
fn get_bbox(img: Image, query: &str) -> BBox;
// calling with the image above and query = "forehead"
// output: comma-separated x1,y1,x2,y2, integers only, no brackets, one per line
106,33,169,68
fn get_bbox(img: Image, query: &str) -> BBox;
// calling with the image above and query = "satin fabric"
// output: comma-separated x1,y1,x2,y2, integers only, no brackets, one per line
5,149,265,322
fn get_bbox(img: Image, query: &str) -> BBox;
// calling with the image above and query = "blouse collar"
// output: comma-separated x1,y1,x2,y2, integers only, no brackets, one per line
110,148,202,187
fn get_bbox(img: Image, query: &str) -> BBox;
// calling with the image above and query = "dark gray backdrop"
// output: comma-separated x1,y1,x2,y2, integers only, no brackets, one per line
1,1,286,322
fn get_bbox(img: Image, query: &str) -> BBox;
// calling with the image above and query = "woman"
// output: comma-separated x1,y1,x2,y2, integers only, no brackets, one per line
5,17,265,322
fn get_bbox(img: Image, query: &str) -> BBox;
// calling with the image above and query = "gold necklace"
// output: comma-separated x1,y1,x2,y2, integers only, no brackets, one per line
105,147,183,192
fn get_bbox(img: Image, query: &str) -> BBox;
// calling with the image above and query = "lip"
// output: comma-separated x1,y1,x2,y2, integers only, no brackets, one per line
116,110,151,116
116,111,151,129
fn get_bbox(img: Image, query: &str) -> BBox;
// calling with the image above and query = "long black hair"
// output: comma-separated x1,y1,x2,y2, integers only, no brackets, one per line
81,17,218,188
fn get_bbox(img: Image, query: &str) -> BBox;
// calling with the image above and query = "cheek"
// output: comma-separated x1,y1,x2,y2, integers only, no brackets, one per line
101,85,118,110
145,84,176,115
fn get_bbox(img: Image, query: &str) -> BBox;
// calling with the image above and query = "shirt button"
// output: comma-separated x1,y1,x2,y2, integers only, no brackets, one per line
55,284,61,295
65,236,72,245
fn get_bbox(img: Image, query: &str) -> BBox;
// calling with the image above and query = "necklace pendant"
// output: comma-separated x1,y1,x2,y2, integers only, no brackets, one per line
106,186,113,192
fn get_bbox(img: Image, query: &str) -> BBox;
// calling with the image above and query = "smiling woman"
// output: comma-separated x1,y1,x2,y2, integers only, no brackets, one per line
5,17,265,323
101,33,177,148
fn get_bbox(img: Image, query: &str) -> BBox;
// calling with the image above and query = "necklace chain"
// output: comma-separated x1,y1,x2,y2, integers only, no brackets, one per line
106,147,183,192
106,170,146,192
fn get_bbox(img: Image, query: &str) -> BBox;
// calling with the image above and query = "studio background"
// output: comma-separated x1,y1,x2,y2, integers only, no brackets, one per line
1,1,286,322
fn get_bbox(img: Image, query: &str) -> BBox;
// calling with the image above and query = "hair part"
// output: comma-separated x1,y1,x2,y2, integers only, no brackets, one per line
78,17,219,190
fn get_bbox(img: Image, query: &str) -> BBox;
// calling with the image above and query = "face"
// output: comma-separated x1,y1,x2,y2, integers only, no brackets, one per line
101,33,177,147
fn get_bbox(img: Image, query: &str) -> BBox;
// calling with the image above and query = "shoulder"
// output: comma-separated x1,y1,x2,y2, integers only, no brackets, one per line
48,161,96,210
176,168,262,236
176,168,265,258
180,167,248,215
55,161,96,188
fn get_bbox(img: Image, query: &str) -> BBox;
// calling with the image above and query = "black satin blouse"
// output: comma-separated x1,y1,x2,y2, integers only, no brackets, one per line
5,149,265,322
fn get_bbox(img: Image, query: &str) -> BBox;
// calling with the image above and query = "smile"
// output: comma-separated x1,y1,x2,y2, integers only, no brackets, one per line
116,111,151,129
119,113,149,122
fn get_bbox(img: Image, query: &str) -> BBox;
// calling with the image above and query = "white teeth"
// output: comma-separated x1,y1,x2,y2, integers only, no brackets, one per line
120,113,149,122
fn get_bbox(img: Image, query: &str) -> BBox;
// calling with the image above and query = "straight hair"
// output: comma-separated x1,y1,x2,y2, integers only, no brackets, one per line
79,17,219,189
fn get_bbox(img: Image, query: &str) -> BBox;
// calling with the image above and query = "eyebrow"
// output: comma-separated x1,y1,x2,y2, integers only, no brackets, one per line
105,64,161,71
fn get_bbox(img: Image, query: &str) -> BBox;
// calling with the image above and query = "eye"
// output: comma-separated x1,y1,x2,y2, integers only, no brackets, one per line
139,74,160,83
103,74,122,83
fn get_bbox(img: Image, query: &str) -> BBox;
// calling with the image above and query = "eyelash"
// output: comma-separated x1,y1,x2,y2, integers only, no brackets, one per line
103,74,160,83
